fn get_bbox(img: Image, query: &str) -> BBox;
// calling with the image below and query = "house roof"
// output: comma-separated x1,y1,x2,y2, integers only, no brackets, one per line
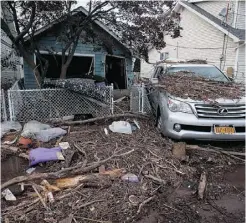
26,6,132,55
179,1,245,42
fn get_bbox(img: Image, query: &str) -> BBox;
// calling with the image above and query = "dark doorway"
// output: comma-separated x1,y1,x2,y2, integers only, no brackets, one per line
105,55,126,89
39,54,94,79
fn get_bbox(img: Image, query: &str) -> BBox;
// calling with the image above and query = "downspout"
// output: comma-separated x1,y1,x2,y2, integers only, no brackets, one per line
220,34,226,69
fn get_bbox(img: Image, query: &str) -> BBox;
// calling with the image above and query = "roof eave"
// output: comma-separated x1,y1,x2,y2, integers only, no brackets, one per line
25,6,132,56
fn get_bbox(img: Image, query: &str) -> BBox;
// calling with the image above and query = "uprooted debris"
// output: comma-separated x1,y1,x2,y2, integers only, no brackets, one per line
156,72,245,101
1,119,245,223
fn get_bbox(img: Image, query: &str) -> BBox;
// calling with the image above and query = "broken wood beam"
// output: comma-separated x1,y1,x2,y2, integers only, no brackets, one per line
54,113,150,125
198,172,207,199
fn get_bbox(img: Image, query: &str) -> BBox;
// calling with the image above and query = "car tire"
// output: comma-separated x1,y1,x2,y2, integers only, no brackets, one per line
155,108,162,130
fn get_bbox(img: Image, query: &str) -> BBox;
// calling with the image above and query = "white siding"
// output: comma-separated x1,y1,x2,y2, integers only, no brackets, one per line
235,1,245,29
236,44,245,83
141,7,238,79
196,1,235,26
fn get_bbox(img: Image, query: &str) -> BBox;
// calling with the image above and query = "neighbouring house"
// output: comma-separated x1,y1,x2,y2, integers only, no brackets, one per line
141,0,245,83
24,6,133,89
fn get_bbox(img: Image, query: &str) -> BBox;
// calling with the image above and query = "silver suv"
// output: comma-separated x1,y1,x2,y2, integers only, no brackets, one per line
147,63,245,141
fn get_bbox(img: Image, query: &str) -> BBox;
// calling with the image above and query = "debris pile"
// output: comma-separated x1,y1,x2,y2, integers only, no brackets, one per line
1,118,245,223
157,72,245,100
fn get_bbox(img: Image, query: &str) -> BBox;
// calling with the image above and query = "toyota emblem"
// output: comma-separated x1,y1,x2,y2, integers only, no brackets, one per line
217,107,228,115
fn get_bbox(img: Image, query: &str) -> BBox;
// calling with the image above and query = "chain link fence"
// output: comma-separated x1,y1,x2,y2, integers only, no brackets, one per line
8,81,114,122
130,84,152,114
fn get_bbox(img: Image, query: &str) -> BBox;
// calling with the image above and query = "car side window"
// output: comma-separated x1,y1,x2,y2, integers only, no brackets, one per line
153,66,164,78
154,66,164,78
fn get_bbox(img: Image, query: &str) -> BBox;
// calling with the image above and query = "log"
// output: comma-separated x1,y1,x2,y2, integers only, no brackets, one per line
54,113,150,125
1,145,29,160
198,172,207,199
186,145,245,161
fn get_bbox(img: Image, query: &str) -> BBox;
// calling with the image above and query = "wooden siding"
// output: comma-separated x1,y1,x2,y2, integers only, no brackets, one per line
24,36,132,89
141,7,239,79
236,44,245,83
235,1,245,29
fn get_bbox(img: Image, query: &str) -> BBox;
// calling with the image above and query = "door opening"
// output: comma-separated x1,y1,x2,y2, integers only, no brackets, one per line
105,55,126,89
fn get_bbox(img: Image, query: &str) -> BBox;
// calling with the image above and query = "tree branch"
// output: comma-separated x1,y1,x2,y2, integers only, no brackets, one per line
15,2,36,44
7,1,21,35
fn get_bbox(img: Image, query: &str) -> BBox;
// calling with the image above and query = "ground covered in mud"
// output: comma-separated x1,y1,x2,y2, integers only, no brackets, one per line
1,119,245,223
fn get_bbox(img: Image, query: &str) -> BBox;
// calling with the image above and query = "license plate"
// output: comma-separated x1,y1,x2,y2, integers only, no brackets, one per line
214,125,235,134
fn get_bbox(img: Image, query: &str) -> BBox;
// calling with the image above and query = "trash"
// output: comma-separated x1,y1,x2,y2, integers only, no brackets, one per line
100,168,126,178
21,120,51,138
59,142,70,150
198,172,207,200
172,142,186,160
121,173,139,182
1,121,22,138
99,165,106,173
62,115,74,121
8,184,25,196
36,128,67,142
109,121,132,134
133,120,140,129
41,179,60,192
90,206,96,212
2,188,16,201
3,136,18,145
59,214,73,223
29,147,65,166
55,176,84,189
129,195,140,206
17,137,33,149
26,167,36,174
104,128,109,135
55,136,64,146
47,191,55,203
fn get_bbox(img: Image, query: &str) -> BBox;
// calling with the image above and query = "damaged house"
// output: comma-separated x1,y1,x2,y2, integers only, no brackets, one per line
23,6,133,90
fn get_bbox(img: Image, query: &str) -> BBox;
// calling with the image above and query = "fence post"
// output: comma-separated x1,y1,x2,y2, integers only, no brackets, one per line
7,90,13,121
110,83,114,114
1,90,7,121
141,83,145,114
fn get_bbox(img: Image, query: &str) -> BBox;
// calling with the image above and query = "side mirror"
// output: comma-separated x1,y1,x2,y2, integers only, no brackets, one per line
150,78,159,84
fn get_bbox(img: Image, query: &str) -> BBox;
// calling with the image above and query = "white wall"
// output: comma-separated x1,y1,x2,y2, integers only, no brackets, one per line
235,1,245,29
236,44,245,83
141,5,239,79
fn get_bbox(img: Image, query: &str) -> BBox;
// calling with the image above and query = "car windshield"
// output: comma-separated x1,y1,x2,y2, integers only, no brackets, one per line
166,66,229,82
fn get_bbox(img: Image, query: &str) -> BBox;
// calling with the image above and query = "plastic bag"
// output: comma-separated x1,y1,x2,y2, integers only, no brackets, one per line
109,121,132,134
121,173,139,182
29,147,65,166
1,121,22,138
21,120,51,138
36,128,67,142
